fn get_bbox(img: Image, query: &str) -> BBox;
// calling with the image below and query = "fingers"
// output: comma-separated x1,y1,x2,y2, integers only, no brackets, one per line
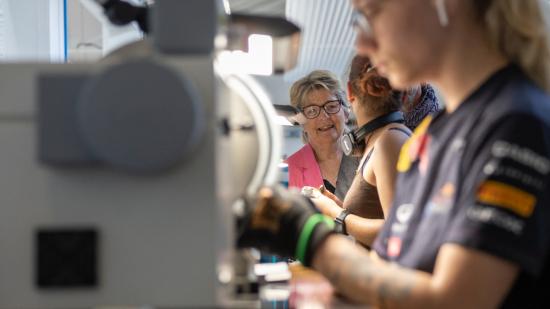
319,185,343,207
301,186,322,199
259,187,274,199
251,187,286,233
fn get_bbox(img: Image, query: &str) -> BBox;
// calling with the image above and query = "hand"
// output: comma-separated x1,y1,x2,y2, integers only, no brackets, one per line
302,186,343,219
319,185,343,207
236,186,335,266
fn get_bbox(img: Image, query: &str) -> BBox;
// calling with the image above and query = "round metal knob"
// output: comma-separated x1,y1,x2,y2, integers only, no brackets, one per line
78,60,204,173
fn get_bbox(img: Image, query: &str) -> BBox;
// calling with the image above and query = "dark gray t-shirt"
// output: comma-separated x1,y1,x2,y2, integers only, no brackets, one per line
373,65,550,308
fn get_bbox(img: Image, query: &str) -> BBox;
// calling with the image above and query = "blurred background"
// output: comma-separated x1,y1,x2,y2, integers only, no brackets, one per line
0,0,359,158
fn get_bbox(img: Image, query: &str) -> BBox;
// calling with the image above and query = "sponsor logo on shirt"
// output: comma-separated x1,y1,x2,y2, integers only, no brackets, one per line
491,141,550,174
476,180,536,218
423,182,455,217
483,160,545,190
391,203,415,234
397,116,432,173
396,203,414,223
466,204,525,235
450,138,466,152
387,236,402,257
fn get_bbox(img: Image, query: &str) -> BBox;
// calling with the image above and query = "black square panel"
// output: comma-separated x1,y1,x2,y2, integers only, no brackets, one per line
35,228,98,288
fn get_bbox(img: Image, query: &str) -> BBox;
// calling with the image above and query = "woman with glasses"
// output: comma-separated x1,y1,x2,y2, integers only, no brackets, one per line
238,0,550,307
286,70,359,200
311,55,411,247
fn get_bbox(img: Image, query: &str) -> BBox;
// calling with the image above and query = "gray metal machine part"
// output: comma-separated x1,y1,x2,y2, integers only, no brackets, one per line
0,57,221,308
0,1,281,308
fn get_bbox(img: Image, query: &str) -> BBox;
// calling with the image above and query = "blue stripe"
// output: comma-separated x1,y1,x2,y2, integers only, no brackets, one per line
63,0,68,61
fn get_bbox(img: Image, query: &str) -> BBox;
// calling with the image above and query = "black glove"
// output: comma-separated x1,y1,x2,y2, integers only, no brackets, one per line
236,186,335,267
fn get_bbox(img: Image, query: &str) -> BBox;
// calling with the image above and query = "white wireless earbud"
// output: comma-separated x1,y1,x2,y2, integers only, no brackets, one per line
435,0,449,27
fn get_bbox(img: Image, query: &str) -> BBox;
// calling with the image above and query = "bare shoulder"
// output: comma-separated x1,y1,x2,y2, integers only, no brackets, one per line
374,124,411,155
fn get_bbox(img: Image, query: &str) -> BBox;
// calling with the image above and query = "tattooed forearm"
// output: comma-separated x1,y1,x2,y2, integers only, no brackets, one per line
315,237,420,308
377,264,416,308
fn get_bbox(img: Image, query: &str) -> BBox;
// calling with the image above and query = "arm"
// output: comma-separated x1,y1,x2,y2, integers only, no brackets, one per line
328,129,408,246
344,215,384,246
315,128,406,243
313,115,550,307
311,188,385,246
240,187,520,308
238,115,548,308
313,235,518,308
309,189,343,218
370,129,410,216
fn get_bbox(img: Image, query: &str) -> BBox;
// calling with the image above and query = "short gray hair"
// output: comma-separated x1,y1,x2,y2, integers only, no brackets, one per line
289,70,347,110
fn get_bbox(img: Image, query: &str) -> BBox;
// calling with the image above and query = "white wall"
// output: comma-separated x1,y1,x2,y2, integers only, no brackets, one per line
0,0,64,62
67,0,102,62
0,0,144,63
67,0,143,62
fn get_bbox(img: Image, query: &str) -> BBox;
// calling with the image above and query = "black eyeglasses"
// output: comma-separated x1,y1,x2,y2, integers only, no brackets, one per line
301,100,343,119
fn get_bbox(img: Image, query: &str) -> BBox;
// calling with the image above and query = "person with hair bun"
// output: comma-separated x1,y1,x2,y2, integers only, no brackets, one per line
238,0,550,307
311,55,411,247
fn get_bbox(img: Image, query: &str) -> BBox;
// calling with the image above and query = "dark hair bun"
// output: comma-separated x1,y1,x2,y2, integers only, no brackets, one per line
349,55,393,100
348,55,402,114
363,75,392,98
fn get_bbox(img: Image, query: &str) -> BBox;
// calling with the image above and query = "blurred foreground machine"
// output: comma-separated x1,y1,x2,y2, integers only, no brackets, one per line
0,0,299,307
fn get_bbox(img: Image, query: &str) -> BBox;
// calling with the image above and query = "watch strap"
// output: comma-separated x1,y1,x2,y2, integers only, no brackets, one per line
334,208,350,235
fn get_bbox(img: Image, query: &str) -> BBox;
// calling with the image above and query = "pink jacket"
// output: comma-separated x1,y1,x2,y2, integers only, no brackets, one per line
286,144,324,189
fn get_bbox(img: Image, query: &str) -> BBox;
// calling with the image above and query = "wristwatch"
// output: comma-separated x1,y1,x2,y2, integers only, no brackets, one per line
334,208,350,235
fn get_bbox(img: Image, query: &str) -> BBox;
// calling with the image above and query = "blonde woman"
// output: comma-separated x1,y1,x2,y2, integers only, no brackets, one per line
238,0,550,307
286,70,358,200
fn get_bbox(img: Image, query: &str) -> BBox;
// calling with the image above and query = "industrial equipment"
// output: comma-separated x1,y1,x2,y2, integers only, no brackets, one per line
0,1,299,307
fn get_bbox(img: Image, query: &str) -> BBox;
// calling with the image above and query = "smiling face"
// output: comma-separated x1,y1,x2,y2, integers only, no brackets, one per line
302,88,348,148
353,0,448,89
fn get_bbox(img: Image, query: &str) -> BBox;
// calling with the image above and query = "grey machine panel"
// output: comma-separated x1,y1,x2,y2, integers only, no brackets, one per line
0,0,284,307
152,0,217,54
0,55,221,308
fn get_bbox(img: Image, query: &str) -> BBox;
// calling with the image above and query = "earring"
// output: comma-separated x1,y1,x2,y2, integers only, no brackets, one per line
435,0,449,27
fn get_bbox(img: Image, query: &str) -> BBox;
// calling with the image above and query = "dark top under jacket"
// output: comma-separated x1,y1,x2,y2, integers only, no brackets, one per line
373,65,550,308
